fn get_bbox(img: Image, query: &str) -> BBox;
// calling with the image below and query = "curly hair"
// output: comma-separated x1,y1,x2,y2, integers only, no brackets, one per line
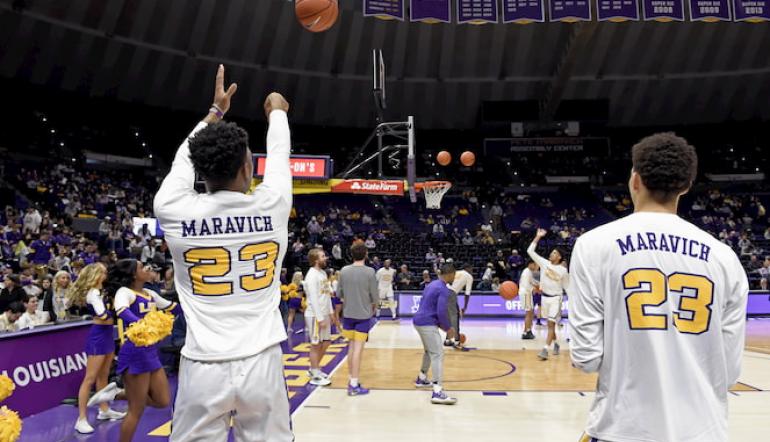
104,259,138,308
66,263,106,308
632,133,697,203
188,121,249,184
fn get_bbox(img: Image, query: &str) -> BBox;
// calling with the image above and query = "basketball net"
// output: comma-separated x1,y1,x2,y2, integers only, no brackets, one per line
416,181,452,209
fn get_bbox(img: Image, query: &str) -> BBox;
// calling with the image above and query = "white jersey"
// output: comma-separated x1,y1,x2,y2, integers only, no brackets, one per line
303,267,333,319
154,111,292,362
449,270,473,296
376,267,396,295
518,268,537,296
568,212,749,442
527,242,568,296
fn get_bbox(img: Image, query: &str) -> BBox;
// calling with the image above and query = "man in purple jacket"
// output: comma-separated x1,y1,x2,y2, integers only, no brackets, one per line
413,262,457,405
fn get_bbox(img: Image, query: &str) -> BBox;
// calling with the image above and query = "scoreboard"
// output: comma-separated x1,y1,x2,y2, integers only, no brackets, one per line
253,154,333,180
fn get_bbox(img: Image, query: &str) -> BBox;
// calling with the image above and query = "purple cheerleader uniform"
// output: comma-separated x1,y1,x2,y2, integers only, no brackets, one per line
85,289,115,356
114,287,181,375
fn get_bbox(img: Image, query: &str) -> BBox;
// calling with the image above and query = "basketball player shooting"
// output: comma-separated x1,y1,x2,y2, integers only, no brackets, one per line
527,229,568,361
568,133,749,442
153,65,293,441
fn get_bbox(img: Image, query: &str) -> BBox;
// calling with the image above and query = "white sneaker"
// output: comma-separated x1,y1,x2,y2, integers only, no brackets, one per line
97,408,127,421
87,382,119,407
309,376,332,386
431,390,458,405
307,370,330,379
75,419,94,434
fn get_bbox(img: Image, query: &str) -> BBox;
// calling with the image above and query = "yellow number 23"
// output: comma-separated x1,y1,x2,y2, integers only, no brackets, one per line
184,241,279,296
623,269,714,335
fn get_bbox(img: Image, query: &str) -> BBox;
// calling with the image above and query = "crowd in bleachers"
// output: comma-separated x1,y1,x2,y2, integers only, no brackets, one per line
2,156,769,334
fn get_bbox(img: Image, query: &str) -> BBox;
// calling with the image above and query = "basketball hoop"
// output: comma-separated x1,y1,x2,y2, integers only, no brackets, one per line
415,181,452,209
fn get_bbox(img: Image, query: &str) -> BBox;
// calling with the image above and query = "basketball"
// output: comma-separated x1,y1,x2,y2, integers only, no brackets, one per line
295,0,339,33
499,281,519,300
459,333,467,344
437,151,452,166
460,151,475,167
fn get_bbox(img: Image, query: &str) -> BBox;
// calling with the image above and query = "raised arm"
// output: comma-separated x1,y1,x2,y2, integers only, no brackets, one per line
254,94,292,211
527,228,551,270
154,65,238,214
567,239,604,373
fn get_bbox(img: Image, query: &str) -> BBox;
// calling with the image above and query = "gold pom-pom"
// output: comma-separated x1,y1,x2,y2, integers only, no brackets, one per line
0,406,22,442
288,283,298,291
126,310,175,347
0,376,13,402
280,284,288,294
301,298,307,311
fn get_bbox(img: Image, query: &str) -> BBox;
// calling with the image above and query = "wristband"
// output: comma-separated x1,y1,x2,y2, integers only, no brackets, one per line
209,105,224,119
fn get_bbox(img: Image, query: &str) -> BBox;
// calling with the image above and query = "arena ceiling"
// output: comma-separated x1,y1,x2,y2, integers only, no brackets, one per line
2,0,770,129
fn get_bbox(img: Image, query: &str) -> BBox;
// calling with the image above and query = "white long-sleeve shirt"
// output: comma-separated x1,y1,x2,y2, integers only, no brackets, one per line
450,270,473,296
303,267,332,319
154,111,292,362
526,242,568,296
567,212,749,442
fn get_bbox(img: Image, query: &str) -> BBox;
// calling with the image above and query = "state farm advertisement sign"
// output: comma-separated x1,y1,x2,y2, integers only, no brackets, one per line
331,180,404,196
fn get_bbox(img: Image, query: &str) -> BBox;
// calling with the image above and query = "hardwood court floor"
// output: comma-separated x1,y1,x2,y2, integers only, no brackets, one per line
293,318,770,442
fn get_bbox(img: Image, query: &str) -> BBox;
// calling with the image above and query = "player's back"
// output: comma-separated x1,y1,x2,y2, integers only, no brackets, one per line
569,212,748,442
157,189,290,362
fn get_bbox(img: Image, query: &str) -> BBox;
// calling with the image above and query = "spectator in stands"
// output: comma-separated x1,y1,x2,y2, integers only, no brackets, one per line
419,270,432,289
107,225,123,252
397,265,414,290
493,250,508,280
371,256,382,271
491,277,501,292
0,275,25,312
332,243,343,267
98,217,111,239
757,258,770,290
764,227,770,241
461,230,474,246
365,236,376,249
80,241,100,265
16,293,51,330
44,270,71,322
0,302,24,332
479,263,494,290
128,236,143,259
361,212,373,225
50,246,72,272
29,230,53,278
432,223,445,240
307,216,322,245
23,207,42,234
425,248,437,265
507,249,523,281
748,255,762,272
141,239,156,263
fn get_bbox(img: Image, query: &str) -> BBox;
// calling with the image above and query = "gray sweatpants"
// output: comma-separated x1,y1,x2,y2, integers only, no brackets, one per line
415,325,443,385
446,290,459,335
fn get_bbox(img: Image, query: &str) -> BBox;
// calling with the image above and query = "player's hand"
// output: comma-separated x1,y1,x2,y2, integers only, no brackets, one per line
535,228,547,239
213,64,237,114
264,92,290,118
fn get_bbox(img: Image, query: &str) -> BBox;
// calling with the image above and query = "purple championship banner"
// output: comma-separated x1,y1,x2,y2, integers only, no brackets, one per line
397,292,570,317
411,0,452,22
642,0,686,20
597,0,641,20
689,0,732,20
732,0,770,21
549,0,593,21
502,0,546,22
457,0,500,23
363,0,405,20
0,321,92,417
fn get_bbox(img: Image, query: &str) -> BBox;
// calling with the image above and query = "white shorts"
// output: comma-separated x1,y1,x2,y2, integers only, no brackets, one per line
306,316,331,345
378,287,394,300
541,295,563,322
170,344,293,442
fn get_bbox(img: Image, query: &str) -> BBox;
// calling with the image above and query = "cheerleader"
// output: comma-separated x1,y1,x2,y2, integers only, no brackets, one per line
106,259,180,442
66,263,126,434
286,271,305,333
329,269,343,334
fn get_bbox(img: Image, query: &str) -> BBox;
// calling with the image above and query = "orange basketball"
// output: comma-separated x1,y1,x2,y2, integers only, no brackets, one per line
296,0,339,33
460,151,476,167
437,151,452,166
459,333,467,344
499,281,519,300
